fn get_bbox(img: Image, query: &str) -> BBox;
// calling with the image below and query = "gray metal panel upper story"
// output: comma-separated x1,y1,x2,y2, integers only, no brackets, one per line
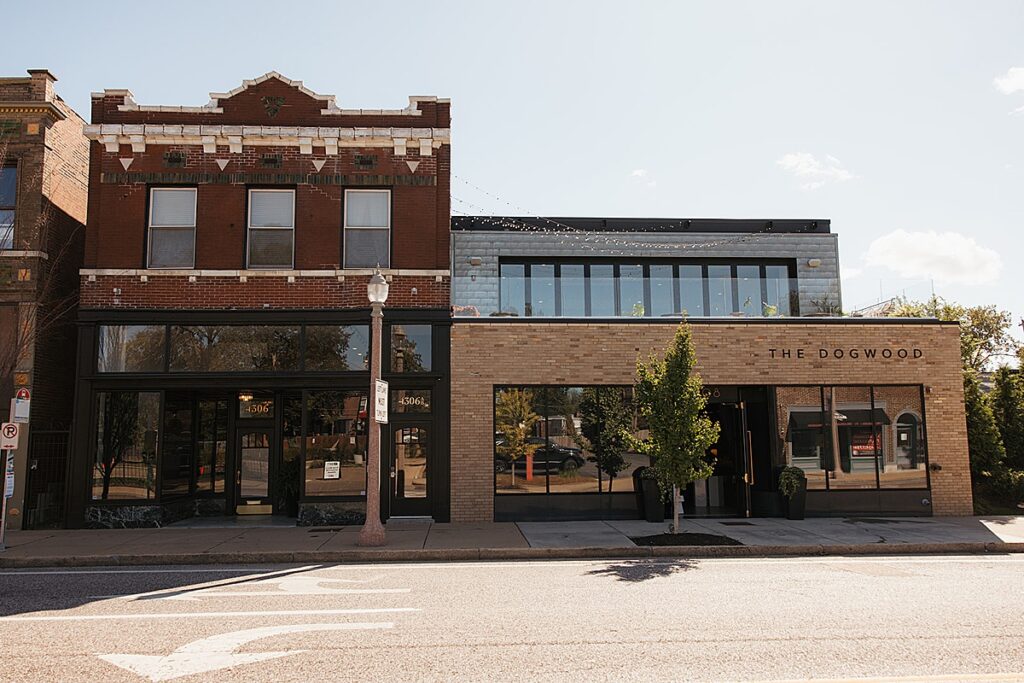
450,217,842,318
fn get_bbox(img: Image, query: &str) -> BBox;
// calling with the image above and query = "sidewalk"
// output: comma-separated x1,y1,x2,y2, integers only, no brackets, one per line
2,516,1023,568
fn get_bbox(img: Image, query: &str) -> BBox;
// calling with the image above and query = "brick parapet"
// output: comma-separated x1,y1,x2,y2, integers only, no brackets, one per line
79,273,450,310
449,321,971,522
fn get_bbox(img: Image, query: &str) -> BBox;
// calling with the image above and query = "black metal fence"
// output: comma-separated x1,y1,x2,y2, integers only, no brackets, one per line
24,430,69,529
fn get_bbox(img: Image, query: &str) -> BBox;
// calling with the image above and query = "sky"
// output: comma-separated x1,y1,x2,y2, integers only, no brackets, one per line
4,0,1022,352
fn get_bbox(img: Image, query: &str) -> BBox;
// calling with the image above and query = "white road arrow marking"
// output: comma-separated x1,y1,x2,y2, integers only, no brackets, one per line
97,622,392,682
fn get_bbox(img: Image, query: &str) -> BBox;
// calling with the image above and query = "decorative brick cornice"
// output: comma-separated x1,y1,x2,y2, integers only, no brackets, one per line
90,71,449,117
0,101,66,121
82,122,450,155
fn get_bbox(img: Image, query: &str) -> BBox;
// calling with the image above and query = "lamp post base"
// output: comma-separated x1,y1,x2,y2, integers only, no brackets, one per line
357,518,387,547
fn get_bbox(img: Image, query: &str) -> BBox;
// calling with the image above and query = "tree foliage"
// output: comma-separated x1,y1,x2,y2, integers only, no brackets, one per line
888,296,1020,372
576,387,632,491
494,388,541,466
633,324,721,496
990,367,1024,470
963,371,1006,481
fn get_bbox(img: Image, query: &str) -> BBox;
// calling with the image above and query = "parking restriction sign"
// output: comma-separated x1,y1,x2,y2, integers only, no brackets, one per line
0,423,18,451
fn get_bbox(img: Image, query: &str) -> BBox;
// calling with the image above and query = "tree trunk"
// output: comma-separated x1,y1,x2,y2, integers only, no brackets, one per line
671,485,681,533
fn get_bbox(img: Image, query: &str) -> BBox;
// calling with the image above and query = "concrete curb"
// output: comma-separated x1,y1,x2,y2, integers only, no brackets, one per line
2,542,1023,568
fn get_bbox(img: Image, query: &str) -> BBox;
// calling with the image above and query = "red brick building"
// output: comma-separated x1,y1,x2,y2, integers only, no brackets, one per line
68,73,452,527
0,69,88,531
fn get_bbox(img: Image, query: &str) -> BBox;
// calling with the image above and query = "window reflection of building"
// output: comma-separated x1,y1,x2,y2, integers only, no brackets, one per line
304,390,368,497
776,385,928,492
390,324,431,372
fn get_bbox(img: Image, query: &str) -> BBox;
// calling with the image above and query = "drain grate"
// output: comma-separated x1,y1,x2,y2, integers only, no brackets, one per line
307,527,344,533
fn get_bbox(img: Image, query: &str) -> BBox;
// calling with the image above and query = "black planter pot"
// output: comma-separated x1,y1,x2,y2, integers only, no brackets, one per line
632,467,646,519
641,478,664,523
785,479,808,520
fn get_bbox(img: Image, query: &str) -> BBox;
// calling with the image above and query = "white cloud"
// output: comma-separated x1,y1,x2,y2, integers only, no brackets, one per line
864,230,1003,285
776,152,857,190
629,168,656,187
840,265,863,281
994,67,1024,95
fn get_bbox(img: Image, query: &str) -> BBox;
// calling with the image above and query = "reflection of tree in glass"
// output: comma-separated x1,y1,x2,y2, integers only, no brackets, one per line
392,327,425,372
495,389,541,487
172,326,300,371
576,387,633,492
125,327,166,370
97,392,139,499
307,391,366,465
305,326,355,370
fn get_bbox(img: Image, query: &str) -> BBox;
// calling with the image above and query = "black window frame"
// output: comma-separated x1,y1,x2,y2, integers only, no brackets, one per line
0,163,18,250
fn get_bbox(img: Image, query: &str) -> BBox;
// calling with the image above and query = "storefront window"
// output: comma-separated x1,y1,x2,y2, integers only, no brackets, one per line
169,325,300,372
495,385,644,497
305,325,369,371
97,325,166,372
92,391,160,500
238,391,274,419
874,386,928,489
392,389,431,414
161,394,193,498
390,324,431,372
775,385,928,492
196,399,227,494
304,390,368,497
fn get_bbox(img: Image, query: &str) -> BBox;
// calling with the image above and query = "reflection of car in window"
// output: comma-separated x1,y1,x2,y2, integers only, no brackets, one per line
494,436,585,474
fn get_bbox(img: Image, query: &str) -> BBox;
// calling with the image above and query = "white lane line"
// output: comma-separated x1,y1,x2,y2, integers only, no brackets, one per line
770,673,1024,682
80,565,325,601
0,568,306,576
0,607,420,622
91,588,412,599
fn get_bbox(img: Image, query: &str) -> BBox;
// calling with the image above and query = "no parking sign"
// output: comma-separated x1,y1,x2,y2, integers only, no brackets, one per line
0,423,18,450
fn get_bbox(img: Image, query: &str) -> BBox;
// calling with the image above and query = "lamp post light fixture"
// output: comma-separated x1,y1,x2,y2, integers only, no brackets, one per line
357,270,390,547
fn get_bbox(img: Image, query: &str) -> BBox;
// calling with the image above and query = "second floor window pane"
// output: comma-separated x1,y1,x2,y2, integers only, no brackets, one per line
248,189,294,268
0,166,15,250
344,190,390,268
149,188,197,268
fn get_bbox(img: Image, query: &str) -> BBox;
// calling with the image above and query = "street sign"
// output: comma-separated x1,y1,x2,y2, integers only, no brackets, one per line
12,393,30,424
374,379,389,424
3,452,12,498
0,423,18,450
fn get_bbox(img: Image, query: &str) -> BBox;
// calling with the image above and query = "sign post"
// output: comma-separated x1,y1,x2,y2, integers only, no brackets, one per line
0,422,18,552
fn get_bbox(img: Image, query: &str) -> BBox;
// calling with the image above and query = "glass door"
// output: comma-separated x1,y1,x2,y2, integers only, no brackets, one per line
236,428,273,514
389,424,431,517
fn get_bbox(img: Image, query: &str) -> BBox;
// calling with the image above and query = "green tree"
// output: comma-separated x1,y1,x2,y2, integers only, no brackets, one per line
576,387,632,492
963,371,1006,481
990,367,1024,470
888,296,1020,372
494,388,541,487
633,323,720,531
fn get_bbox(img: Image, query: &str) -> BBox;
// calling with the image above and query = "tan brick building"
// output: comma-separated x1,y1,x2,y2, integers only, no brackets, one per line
449,219,971,522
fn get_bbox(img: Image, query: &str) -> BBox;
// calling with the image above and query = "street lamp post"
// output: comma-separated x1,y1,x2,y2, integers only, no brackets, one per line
358,271,389,547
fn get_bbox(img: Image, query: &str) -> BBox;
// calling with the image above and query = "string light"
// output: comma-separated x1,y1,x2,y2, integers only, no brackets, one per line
452,174,819,253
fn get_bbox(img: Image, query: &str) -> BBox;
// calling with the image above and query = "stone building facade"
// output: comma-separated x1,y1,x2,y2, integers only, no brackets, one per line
0,69,88,531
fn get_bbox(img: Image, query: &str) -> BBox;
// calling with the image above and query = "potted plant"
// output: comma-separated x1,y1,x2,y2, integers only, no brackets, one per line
275,456,301,517
778,465,808,520
638,467,665,523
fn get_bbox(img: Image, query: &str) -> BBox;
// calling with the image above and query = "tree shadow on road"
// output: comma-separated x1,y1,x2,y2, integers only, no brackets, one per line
585,559,698,582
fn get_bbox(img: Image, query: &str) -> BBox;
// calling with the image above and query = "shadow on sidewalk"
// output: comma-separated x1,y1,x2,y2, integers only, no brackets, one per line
585,559,698,583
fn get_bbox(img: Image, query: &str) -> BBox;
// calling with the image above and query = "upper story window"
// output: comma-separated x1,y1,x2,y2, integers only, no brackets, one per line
248,189,295,269
344,189,390,268
148,188,197,268
0,166,17,250
495,260,798,318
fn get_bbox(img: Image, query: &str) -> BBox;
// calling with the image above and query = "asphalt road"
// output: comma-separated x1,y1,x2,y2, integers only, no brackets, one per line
2,555,1024,682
